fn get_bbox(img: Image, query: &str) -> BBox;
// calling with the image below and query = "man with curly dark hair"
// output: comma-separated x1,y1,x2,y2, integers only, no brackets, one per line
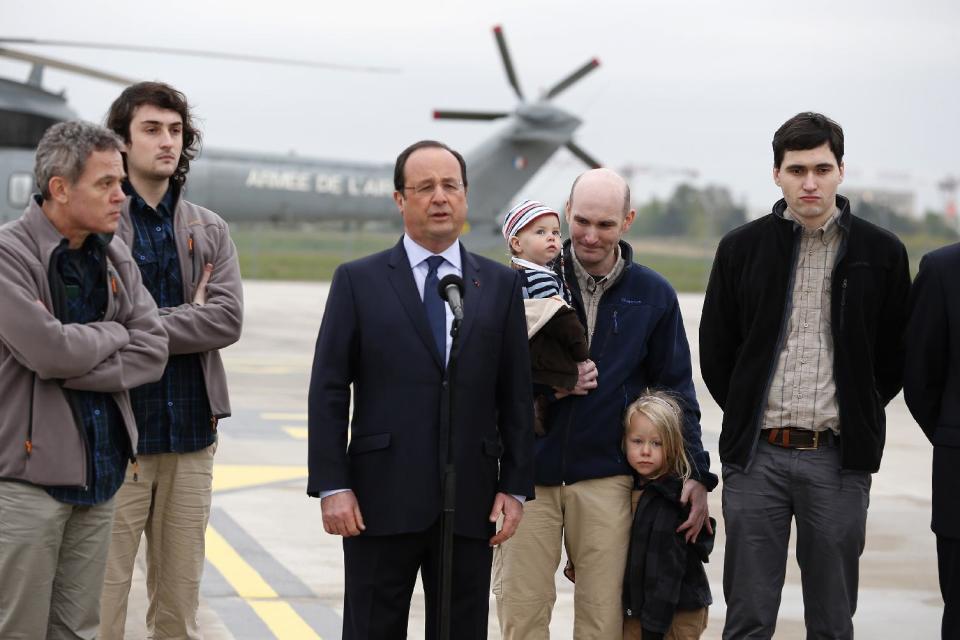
99,82,244,640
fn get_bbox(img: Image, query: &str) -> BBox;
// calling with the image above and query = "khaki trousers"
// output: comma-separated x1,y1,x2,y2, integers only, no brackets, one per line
99,444,215,640
623,608,708,640
494,475,633,640
0,480,115,640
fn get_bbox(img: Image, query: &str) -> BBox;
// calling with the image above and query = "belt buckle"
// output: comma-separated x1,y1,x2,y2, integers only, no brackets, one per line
795,430,820,450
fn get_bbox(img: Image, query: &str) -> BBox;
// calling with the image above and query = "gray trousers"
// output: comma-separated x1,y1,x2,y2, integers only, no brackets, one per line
0,480,116,640
721,439,871,640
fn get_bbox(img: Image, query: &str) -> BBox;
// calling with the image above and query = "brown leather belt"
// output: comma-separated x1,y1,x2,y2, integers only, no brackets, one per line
763,427,834,450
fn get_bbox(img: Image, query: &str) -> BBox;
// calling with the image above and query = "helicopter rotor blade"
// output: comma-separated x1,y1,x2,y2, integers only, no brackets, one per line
0,46,136,85
0,38,399,74
565,141,602,169
492,25,524,101
433,110,509,121
545,58,600,101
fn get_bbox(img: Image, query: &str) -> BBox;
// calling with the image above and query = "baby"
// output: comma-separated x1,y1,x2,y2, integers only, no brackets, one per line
502,199,590,435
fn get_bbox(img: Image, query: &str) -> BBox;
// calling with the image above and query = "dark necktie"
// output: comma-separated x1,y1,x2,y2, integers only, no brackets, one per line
424,255,446,361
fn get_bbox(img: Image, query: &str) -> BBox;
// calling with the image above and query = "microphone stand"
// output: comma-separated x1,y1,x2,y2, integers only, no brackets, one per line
437,314,461,640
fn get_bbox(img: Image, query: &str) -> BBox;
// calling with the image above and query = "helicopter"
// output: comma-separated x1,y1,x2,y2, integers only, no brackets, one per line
0,26,602,227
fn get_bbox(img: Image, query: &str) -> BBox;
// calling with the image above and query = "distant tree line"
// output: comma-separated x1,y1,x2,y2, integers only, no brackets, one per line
632,183,958,241
855,202,958,240
632,184,747,237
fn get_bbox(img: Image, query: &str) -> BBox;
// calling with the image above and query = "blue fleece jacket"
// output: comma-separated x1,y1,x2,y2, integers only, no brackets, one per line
537,241,717,489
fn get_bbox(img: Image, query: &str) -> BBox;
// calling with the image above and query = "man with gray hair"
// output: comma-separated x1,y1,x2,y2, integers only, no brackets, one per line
0,120,168,639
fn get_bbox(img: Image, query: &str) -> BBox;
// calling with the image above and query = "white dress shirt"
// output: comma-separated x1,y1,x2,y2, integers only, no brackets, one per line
402,234,462,364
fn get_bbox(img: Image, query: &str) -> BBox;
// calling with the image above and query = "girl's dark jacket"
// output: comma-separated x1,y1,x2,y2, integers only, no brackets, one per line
699,196,911,472
623,474,714,635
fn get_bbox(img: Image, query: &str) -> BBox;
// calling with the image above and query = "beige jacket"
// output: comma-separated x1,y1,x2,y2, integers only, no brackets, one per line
0,198,168,487
117,193,243,418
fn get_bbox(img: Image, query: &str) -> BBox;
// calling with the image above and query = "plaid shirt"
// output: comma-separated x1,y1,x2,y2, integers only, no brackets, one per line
763,210,842,433
125,182,213,454
570,244,625,346
45,236,130,505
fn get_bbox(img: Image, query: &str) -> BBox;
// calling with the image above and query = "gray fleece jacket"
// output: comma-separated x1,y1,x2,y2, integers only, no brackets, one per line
117,192,243,418
0,198,168,488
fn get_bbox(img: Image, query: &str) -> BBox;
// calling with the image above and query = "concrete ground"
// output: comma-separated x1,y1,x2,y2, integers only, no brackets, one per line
119,282,941,638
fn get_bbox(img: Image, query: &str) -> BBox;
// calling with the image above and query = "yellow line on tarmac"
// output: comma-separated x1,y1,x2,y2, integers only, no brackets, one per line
206,526,275,598
250,601,323,640
261,412,308,421
206,525,322,639
282,426,309,440
213,464,308,493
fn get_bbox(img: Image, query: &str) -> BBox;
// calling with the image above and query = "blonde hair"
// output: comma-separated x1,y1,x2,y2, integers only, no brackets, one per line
623,389,691,481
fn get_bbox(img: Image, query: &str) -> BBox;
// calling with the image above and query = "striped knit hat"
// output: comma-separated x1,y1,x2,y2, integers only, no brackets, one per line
501,199,561,243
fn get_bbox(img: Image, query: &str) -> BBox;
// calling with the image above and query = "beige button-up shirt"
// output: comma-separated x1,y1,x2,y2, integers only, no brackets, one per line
571,245,625,347
761,210,842,434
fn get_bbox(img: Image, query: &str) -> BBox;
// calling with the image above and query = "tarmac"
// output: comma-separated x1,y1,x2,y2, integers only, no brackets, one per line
119,281,941,639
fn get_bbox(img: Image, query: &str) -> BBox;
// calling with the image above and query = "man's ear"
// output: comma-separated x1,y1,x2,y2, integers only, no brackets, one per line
773,166,781,187
48,176,70,204
392,191,404,214
838,161,845,184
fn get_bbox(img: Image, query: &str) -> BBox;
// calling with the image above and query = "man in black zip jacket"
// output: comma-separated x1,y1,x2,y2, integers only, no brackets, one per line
700,112,910,640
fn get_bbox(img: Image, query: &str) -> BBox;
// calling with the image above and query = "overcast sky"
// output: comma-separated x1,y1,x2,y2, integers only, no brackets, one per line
3,0,958,216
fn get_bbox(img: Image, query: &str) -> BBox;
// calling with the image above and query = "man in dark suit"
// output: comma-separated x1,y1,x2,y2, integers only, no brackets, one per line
307,140,535,639
904,241,960,639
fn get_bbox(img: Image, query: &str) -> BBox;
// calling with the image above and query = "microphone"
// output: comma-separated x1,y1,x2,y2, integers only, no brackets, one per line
438,274,465,321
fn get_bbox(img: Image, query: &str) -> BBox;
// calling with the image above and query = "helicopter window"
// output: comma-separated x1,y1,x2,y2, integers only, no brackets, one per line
8,173,33,209
0,110,60,149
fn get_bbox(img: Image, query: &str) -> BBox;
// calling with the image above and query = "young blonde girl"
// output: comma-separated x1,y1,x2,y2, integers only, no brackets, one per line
620,390,714,640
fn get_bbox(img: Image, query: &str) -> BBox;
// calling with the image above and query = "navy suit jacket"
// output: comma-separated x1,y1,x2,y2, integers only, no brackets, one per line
904,242,960,537
307,238,535,539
